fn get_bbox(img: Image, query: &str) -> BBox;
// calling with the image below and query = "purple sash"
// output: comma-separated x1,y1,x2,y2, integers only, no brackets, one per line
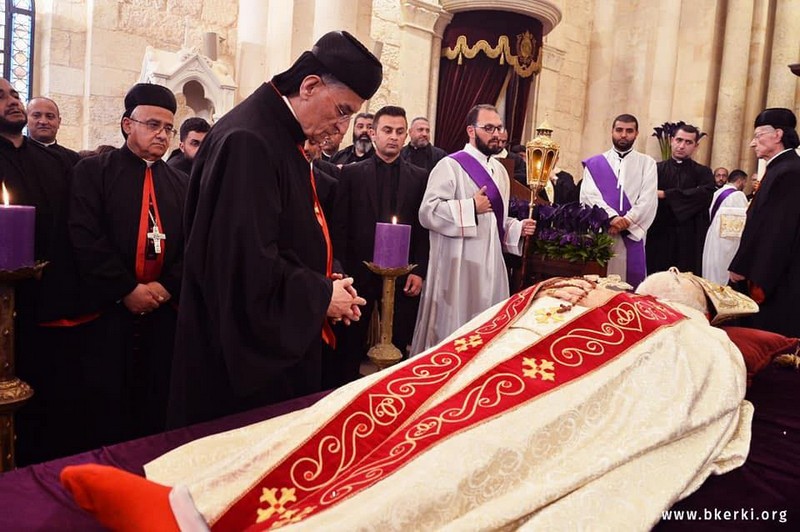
450,151,506,243
582,154,646,287
709,188,735,222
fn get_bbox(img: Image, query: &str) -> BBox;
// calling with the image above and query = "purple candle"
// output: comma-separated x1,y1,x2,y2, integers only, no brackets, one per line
0,186,35,271
373,217,410,268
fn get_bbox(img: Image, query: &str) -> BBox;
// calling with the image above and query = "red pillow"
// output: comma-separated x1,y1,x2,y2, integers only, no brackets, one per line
720,326,799,386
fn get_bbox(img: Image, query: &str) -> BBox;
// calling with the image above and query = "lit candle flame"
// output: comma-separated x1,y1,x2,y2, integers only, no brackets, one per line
2,182,9,207
392,216,397,224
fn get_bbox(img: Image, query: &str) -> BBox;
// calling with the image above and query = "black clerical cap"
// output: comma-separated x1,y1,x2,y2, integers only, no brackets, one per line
273,31,382,101
311,31,382,100
753,108,796,130
124,83,177,116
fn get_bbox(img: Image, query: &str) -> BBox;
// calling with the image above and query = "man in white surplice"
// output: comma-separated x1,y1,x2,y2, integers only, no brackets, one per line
580,114,658,287
702,169,748,285
410,104,535,355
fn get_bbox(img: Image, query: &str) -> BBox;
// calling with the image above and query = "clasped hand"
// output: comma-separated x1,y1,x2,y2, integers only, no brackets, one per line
123,282,170,315
328,275,366,325
608,216,630,235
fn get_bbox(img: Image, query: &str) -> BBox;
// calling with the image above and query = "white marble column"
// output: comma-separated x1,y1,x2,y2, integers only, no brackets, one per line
645,0,681,153
766,0,800,108
313,0,358,39
427,10,453,141
236,0,269,100
397,1,449,124
710,0,754,170
580,0,616,156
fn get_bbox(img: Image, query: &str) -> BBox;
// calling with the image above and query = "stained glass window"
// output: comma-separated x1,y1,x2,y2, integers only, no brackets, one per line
1,0,34,101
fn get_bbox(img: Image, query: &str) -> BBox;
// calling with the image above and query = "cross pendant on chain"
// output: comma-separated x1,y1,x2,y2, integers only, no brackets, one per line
147,224,166,254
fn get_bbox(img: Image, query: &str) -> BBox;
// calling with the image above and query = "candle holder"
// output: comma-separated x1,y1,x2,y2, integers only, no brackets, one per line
0,262,46,471
363,262,417,370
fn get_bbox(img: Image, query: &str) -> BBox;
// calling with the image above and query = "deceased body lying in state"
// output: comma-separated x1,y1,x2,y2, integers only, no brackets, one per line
61,276,752,531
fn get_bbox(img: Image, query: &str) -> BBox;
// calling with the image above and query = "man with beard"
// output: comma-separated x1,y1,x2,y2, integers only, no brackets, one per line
410,104,536,355
0,78,87,464
330,112,373,165
580,113,657,288
713,167,729,188
26,96,80,167
645,124,715,275
168,31,377,428
330,106,428,384
400,116,446,173
730,108,800,338
167,116,210,175
68,83,188,447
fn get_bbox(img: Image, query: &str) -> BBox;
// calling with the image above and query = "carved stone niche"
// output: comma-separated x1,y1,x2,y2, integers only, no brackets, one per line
138,46,237,123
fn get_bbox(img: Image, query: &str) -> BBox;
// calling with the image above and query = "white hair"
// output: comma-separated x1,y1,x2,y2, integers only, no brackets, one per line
635,269,708,314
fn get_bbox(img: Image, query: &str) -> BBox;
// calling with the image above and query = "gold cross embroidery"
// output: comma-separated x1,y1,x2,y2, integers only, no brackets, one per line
453,334,483,352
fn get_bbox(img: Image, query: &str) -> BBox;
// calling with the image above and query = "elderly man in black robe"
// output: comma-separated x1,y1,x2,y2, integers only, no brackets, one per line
69,83,187,447
167,31,381,428
646,123,715,274
730,108,800,338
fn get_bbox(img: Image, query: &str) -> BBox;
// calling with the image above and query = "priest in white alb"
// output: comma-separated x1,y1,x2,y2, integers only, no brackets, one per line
702,169,748,285
580,113,657,288
410,104,536,355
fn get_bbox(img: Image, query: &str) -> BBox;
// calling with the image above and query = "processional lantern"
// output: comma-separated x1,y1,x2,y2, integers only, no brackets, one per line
525,120,560,217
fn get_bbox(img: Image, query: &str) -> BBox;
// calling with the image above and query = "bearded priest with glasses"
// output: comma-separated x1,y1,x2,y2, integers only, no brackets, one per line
67,83,188,449
410,104,536,355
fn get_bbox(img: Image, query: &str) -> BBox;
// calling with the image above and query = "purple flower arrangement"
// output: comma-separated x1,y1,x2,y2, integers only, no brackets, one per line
530,202,614,265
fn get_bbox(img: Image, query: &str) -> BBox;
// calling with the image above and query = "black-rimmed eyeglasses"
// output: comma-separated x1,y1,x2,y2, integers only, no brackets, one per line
128,118,177,138
474,123,506,134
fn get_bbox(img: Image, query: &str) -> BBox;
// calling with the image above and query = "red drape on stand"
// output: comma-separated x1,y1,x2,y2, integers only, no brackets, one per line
435,11,543,154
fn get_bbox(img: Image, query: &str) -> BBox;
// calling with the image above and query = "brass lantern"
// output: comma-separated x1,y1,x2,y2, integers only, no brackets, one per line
525,121,560,217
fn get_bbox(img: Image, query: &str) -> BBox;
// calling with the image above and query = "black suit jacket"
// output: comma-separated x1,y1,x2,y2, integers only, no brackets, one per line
331,156,429,301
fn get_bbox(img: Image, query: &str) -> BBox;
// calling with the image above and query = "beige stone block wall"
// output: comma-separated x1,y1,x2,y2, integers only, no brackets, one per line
534,0,592,179
36,0,239,150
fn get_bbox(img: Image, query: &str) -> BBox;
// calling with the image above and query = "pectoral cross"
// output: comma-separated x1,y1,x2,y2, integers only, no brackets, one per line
147,224,166,254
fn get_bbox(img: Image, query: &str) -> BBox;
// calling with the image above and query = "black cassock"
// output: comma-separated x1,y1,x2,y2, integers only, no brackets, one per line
730,149,800,338
400,143,447,174
646,158,714,274
168,83,334,428
69,145,187,446
0,136,89,463
329,155,429,387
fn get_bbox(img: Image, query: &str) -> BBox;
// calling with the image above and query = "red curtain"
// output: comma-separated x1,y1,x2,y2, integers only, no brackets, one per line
504,73,534,146
435,11,542,154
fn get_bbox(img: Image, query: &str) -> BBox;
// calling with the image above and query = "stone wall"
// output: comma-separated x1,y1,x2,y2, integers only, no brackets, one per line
35,0,238,150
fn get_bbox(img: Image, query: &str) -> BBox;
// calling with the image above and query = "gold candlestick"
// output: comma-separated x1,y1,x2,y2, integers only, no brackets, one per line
363,262,417,370
0,262,45,471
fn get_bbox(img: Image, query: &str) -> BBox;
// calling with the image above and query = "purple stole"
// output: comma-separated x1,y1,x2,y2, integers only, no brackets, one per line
450,151,506,243
709,188,736,222
582,154,646,287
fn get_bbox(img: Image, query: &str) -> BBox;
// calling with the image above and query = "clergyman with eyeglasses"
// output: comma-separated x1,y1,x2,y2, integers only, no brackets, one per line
728,107,800,338
167,31,381,428
67,83,188,448
410,104,536,355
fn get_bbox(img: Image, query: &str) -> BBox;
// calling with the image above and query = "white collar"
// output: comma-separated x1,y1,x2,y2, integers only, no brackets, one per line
765,148,792,166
